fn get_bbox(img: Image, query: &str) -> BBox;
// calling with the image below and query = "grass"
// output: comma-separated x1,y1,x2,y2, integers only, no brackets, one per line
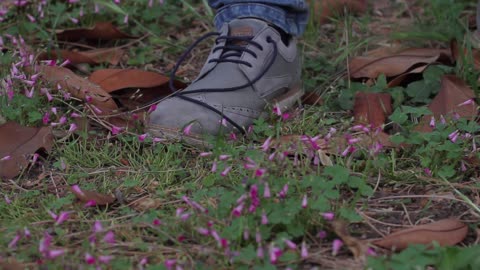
1,0,480,269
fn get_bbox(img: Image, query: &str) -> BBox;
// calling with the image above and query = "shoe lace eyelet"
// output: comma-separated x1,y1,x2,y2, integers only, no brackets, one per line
266,36,273,42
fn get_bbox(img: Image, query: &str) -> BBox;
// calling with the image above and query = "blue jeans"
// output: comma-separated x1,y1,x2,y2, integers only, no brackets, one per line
208,0,309,36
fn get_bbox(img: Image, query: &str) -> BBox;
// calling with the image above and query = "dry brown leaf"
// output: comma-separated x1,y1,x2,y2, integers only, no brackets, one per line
89,69,185,110
0,122,53,179
332,220,370,261
372,218,468,250
349,54,449,79
0,258,25,270
38,48,124,66
309,0,367,23
301,92,324,106
70,186,115,206
131,197,162,211
416,75,478,132
36,65,118,114
55,22,136,41
353,92,392,128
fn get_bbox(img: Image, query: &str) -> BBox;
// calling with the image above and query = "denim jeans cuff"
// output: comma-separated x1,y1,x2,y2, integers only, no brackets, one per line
214,3,305,36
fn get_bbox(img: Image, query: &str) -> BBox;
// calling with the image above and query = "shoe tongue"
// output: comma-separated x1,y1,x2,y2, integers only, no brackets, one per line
228,18,267,46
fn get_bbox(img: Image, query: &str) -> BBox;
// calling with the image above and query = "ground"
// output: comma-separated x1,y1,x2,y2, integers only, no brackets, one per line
1,1,480,270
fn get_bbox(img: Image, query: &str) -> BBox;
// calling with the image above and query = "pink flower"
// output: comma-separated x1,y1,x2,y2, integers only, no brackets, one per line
255,230,262,243
196,227,210,236
229,132,237,141
263,183,271,198
255,168,266,177
284,239,297,249
153,219,162,226
269,245,282,264
332,239,343,256
71,112,81,118
99,255,114,264
316,230,327,239
232,203,244,217
219,118,228,127
165,259,176,269
72,185,84,196
111,126,122,135
39,233,52,254
366,247,377,256
24,227,31,238
183,123,193,136
103,231,115,244
42,112,50,125
458,99,474,107
257,246,264,258
424,168,432,176
301,241,309,259
321,212,335,221
211,161,217,172
448,130,459,143
8,233,21,248
273,106,281,116
261,137,272,152
47,249,65,259
261,210,268,224
4,195,11,204
219,154,230,160
85,253,96,265
68,123,77,133
301,195,308,208
1,155,11,161
199,152,212,157
93,220,103,233
460,161,467,172
138,133,148,142
429,116,435,128
84,200,96,207
221,166,232,177
211,230,221,242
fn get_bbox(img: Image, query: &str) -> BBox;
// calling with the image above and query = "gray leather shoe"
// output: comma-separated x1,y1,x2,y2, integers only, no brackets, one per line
147,18,303,145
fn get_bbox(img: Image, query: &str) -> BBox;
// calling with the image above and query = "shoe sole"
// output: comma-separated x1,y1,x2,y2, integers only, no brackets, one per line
147,84,304,148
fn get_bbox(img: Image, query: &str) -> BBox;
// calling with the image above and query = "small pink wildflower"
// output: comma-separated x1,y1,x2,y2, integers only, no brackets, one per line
111,125,122,135
255,168,266,177
93,220,103,233
458,99,474,107
196,227,210,235
165,259,176,269
99,255,114,264
1,155,11,161
103,231,115,244
85,253,96,265
317,230,327,239
5,195,11,204
232,203,244,217
47,249,65,259
219,154,230,160
71,185,84,196
301,194,308,208
221,166,232,177
284,239,297,249
211,161,217,172
261,137,272,152
366,247,377,256
199,152,212,157
424,167,432,176
183,123,193,135
301,241,309,259
55,211,71,225
153,219,162,226
269,245,282,264
257,246,264,258
24,227,31,238
138,133,148,142
261,210,268,224
448,130,459,143
68,123,77,133
84,200,96,207
429,116,436,128
8,233,21,248
332,239,343,256
71,112,81,118
321,212,335,221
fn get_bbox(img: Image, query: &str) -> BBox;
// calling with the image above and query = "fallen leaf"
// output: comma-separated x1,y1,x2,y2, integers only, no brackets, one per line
372,218,468,250
89,69,185,110
301,92,324,106
349,53,451,80
310,0,367,23
353,92,392,128
36,65,119,114
55,22,136,41
332,220,370,261
70,186,115,206
131,197,162,211
0,258,25,270
416,75,478,132
0,122,53,179
38,47,124,65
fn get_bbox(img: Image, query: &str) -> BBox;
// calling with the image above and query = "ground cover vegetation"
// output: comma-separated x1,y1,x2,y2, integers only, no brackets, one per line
1,0,480,269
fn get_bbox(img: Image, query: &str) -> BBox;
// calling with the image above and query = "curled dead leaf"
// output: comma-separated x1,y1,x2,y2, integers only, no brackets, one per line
70,186,115,206
332,220,370,261
416,75,478,132
89,69,185,110
55,22,136,41
372,218,468,251
38,47,124,66
36,65,118,115
131,197,162,211
0,122,53,179
353,92,392,128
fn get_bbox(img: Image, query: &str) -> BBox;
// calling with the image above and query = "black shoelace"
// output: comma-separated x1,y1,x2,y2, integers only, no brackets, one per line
165,31,278,134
